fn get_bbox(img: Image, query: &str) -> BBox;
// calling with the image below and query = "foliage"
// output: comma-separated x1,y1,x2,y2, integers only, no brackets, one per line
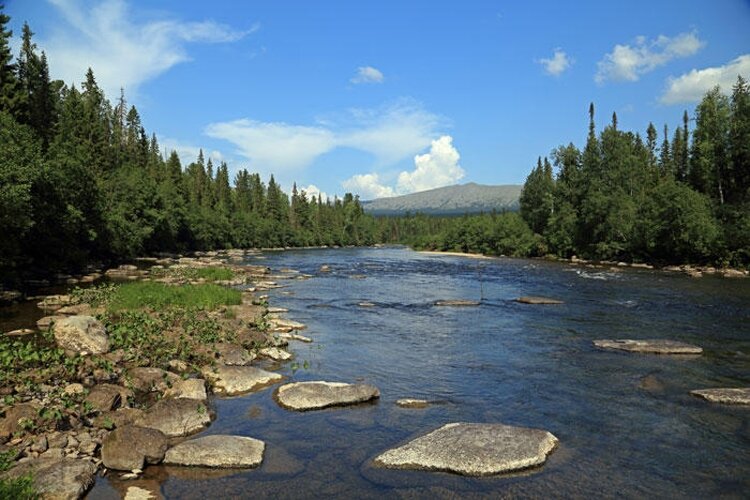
106,281,241,311
0,474,37,500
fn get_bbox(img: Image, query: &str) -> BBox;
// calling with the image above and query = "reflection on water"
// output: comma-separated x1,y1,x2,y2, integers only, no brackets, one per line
73,247,750,497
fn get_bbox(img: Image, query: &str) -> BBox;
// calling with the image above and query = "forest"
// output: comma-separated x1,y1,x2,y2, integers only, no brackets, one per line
1,8,748,288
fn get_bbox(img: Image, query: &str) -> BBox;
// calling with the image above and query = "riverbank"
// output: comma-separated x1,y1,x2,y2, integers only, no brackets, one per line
416,249,749,278
0,250,310,498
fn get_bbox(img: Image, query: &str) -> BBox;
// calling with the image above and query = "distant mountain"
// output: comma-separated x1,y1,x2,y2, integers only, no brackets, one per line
361,182,523,216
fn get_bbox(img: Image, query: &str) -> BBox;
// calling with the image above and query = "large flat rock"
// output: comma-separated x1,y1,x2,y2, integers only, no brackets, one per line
593,339,702,354
515,296,564,305
201,365,283,396
690,388,750,405
164,434,265,468
373,422,558,476
53,315,109,355
0,456,97,499
136,398,212,437
435,300,480,307
274,381,380,411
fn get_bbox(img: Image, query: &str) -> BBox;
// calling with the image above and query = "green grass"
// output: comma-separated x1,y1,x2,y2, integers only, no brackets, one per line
107,281,241,311
0,450,36,500
193,267,235,281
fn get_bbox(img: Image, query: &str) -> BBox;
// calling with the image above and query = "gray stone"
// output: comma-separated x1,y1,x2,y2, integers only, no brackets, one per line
275,381,380,411
101,425,169,471
435,299,480,307
278,332,312,343
201,365,283,396
593,339,702,354
0,403,39,441
690,387,750,405
515,296,564,305
259,347,292,361
136,399,212,438
213,343,255,366
163,379,208,401
373,422,558,476
36,315,66,330
0,456,97,499
163,434,265,468
52,315,109,355
268,318,306,330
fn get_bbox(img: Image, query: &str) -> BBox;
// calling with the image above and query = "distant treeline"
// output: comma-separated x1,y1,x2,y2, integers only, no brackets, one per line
0,11,381,284
400,80,750,267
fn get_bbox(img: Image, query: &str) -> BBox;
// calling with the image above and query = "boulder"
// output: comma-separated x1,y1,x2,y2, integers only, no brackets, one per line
0,403,40,441
86,384,129,412
125,367,180,393
94,407,144,430
52,315,109,355
101,425,168,471
373,422,558,476
36,315,66,330
274,381,380,411
201,365,283,396
163,379,208,401
0,456,96,499
136,399,212,438
690,388,750,405
593,339,702,354
213,343,255,366
434,300,480,307
163,435,265,468
515,296,564,305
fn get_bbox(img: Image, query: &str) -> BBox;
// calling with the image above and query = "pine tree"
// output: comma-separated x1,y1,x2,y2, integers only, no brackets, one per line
729,76,750,202
0,4,21,114
689,86,730,204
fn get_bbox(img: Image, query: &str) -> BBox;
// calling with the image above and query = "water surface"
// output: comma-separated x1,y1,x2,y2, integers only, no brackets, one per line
78,247,750,497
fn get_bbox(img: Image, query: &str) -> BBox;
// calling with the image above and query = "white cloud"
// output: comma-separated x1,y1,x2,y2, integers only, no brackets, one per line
205,100,445,172
298,184,330,202
351,66,384,84
595,31,704,84
158,136,224,166
342,135,464,199
40,0,252,99
660,54,750,104
342,173,396,199
538,48,571,76
396,136,464,193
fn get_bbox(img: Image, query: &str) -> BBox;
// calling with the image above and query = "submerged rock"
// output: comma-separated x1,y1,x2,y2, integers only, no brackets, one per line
101,425,169,471
690,388,750,405
164,435,265,468
53,315,109,355
0,456,97,499
515,296,564,305
275,381,380,411
396,398,431,409
373,422,558,476
201,365,283,396
435,299,480,307
593,339,702,354
136,398,212,437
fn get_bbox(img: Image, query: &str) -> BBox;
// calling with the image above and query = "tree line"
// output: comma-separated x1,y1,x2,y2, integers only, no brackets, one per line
0,10,379,284
397,80,749,267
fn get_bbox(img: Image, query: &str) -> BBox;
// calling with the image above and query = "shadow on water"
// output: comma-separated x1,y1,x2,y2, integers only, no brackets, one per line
56,247,750,498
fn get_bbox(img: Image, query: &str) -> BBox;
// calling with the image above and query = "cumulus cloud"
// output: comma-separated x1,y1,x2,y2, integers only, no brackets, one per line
205,100,445,172
40,0,253,98
595,31,704,84
298,184,330,202
342,135,464,199
537,48,572,76
342,174,395,199
351,66,384,84
157,136,224,166
660,54,750,104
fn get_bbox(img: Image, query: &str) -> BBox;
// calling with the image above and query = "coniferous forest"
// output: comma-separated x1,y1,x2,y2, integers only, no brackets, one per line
1,8,749,288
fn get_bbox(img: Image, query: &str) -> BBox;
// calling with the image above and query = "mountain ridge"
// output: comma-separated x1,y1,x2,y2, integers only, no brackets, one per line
361,182,522,216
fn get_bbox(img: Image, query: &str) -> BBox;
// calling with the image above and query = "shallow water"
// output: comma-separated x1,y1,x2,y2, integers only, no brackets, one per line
10,247,750,498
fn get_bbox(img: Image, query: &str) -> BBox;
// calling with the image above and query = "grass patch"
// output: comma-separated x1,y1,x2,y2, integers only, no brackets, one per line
193,267,236,281
0,450,36,500
107,281,241,311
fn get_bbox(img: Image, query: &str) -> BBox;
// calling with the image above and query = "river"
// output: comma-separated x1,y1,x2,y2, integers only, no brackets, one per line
42,247,750,497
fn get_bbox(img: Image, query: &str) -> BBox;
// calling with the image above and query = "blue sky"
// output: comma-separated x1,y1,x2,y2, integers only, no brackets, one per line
6,0,750,200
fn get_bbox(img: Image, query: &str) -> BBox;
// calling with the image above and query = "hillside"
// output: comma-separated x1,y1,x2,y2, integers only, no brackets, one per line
361,183,523,215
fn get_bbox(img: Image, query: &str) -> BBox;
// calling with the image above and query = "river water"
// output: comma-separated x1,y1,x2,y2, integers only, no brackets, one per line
40,247,750,497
